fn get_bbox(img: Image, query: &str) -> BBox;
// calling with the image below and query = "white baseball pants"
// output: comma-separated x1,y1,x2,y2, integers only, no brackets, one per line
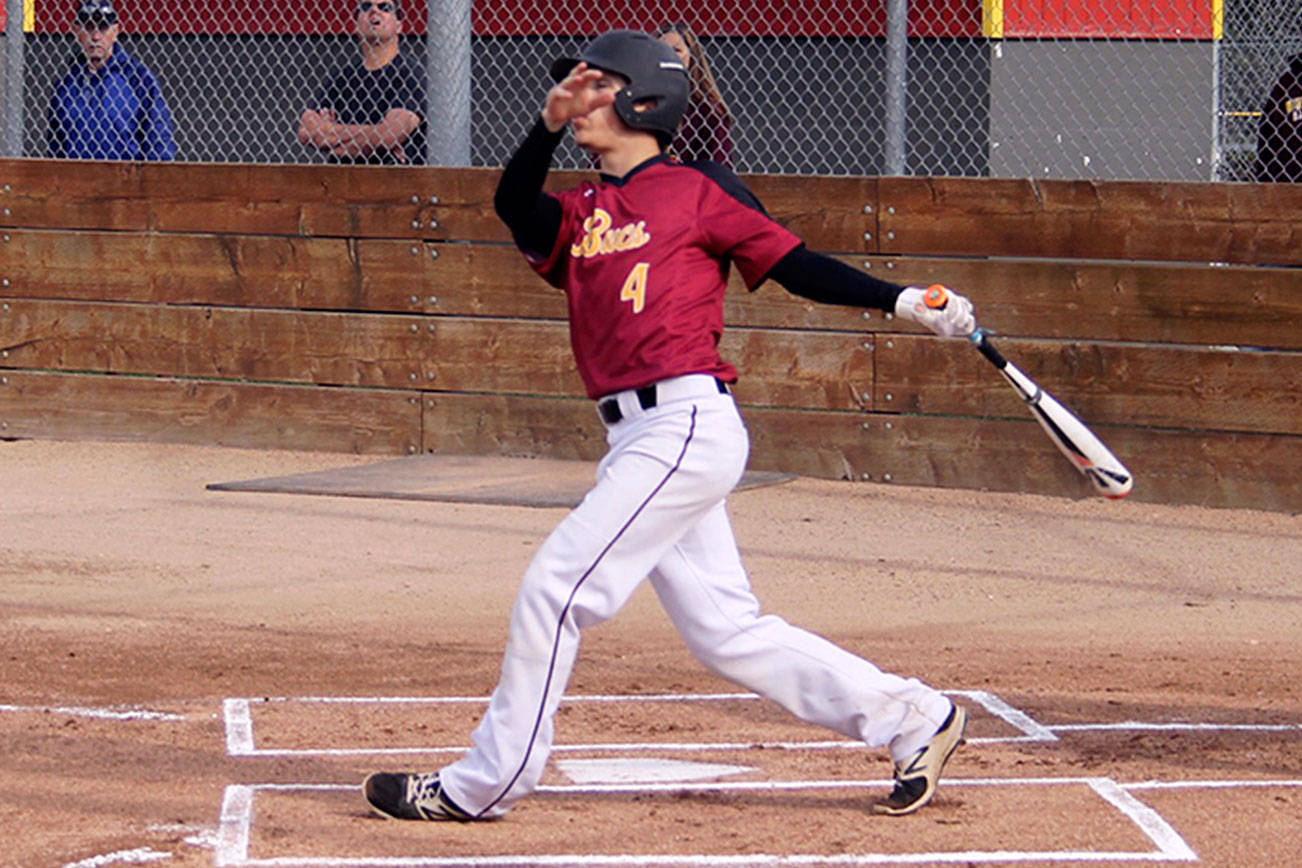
437,374,953,818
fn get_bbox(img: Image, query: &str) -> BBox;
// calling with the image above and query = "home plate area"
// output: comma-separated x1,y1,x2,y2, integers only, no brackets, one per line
216,691,1300,866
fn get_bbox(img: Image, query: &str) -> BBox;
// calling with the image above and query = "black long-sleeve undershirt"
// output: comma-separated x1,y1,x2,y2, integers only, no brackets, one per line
768,246,904,313
492,118,905,313
494,118,564,259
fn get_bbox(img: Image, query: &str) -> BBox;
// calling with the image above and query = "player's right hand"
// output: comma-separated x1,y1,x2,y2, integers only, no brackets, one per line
542,63,617,132
894,285,976,338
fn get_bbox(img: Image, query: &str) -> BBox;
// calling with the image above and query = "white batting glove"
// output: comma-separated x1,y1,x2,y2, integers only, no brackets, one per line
894,284,976,338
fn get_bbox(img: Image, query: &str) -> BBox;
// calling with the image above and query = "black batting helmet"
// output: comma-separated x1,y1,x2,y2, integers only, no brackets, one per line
550,30,689,145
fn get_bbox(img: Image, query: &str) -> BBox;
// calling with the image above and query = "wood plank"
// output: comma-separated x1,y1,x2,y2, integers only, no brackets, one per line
422,392,606,462
866,255,1302,349
0,160,150,231
391,242,875,331
386,170,878,248
4,368,1291,511
0,159,445,238
877,177,1302,266
0,300,432,388
0,228,877,329
0,370,420,454
723,329,871,411
0,230,500,314
848,412,1302,512
0,161,875,248
400,246,1302,346
384,242,569,318
418,392,1301,511
0,300,871,410
742,174,878,253
874,334,1302,436
7,231,1296,353
7,162,1299,266
2,229,365,308
425,315,869,408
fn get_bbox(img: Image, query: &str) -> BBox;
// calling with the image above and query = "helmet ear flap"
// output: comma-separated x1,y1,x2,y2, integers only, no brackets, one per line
612,69,689,144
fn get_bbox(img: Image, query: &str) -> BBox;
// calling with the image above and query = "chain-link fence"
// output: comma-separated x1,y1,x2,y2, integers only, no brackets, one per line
1,0,1299,180
1217,0,1302,180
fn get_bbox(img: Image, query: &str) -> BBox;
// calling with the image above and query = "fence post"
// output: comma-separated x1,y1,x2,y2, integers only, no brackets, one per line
883,0,908,175
4,0,24,157
426,0,472,166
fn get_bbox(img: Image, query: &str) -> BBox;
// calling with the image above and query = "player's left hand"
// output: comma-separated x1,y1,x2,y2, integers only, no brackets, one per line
894,284,975,338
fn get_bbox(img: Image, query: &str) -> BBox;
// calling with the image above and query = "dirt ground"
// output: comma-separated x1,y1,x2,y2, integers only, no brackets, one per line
1,439,1299,868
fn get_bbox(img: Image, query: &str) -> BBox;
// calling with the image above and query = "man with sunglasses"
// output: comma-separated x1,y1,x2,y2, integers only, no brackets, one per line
46,0,178,161
298,0,427,164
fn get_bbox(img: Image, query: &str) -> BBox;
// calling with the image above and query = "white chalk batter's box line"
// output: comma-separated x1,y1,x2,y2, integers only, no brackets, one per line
221,690,1302,758
215,776,1258,866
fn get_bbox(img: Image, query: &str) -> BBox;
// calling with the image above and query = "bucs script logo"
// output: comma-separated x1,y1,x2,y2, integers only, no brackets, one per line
570,208,651,259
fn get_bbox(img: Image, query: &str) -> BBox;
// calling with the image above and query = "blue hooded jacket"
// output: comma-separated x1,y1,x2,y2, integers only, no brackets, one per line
47,43,178,161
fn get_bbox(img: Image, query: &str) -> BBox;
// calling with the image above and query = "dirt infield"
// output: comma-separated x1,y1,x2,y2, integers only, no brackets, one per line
2,439,1299,867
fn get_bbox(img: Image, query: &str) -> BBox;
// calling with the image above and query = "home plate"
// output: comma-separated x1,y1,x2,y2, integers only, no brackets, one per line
556,758,756,784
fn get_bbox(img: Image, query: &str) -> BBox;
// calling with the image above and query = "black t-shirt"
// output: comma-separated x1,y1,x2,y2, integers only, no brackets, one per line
1256,54,1302,183
310,51,426,165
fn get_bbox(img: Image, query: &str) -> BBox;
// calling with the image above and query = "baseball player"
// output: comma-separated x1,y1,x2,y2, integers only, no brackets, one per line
364,29,973,823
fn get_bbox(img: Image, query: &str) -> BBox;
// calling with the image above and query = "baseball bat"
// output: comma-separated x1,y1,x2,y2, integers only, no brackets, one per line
922,285,1133,499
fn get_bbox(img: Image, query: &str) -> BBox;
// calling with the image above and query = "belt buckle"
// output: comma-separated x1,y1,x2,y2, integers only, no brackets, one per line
598,398,622,425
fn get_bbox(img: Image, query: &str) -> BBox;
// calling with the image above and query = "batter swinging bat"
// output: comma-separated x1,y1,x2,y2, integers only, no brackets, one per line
922,285,1133,499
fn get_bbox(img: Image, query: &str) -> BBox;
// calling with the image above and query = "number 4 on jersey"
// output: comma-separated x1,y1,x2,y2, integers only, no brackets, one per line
620,262,649,314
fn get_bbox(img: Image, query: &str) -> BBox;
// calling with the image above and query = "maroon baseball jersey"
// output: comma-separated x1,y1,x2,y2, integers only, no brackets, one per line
526,157,802,399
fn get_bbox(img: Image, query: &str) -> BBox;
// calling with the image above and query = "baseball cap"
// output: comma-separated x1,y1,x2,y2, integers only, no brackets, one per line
76,0,118,25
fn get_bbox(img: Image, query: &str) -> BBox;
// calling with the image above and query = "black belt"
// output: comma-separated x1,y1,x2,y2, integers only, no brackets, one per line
598,378,729,425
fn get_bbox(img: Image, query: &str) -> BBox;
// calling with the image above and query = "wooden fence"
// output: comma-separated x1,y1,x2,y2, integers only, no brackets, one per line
1,160,1298,511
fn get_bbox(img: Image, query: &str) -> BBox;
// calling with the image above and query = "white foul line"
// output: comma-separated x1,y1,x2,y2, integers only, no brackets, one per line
244,778,1302,795
221,691,1299,758
220,854,1188,866
949,690,1058,741
257,693,760,705
1125,779,1302,790
1052,722,1302,733
0,703,185,722
1086,778,1197,861
216,778,1213,866
60,848,173,867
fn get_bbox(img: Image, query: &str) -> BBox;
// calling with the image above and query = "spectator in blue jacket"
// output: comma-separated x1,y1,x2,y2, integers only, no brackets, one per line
46,0,178,161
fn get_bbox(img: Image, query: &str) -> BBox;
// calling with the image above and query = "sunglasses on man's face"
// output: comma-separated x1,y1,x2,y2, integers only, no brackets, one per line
77,18,115,31
357,2,395,14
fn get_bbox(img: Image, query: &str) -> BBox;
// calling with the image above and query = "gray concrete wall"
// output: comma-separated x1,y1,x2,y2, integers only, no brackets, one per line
989,40,1214,181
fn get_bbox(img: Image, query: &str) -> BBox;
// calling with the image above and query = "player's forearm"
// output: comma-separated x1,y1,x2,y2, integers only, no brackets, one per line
494,118,565,257
769,246,903,312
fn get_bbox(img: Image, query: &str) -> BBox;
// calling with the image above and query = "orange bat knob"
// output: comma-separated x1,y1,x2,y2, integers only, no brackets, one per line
923,284,949,309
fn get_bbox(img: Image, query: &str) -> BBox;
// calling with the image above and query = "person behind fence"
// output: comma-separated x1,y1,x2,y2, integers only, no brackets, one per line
1254,37,1302,183
362,29,972,825
298,0,427,165
656,23,734,166
46,0,178,161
